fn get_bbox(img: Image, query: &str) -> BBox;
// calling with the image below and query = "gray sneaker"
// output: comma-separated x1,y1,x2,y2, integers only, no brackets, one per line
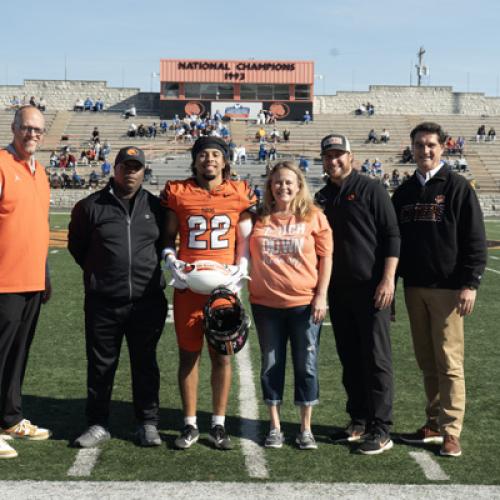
135,424,161,447
174,425,200,450
296,430,318,450
264,429,285,449
74,425,110,448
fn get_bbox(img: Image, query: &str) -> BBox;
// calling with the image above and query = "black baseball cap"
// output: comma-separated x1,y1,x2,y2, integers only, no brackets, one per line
114,147,146,167
191,136,229,161
320,134,351,154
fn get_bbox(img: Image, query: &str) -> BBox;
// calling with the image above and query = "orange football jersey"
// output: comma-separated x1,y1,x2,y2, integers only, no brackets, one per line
162,178,256,265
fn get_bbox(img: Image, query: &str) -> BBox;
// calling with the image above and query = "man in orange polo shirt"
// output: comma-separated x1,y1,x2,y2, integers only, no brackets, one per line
0,106,51,459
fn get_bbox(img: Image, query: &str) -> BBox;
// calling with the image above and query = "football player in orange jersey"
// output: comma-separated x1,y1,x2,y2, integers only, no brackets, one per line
161,136,256,450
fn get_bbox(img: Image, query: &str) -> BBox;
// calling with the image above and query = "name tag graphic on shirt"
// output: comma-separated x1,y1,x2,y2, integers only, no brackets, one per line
400,203,444,223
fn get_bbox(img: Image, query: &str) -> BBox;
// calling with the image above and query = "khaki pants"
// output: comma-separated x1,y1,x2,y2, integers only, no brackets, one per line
404,287,465,437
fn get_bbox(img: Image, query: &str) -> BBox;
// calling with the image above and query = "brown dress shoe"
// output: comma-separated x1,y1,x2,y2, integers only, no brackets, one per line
400,425,443,445
440,434,462,457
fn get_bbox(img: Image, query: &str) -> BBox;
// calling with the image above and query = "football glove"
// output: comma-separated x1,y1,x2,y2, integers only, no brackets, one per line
161,248,188,290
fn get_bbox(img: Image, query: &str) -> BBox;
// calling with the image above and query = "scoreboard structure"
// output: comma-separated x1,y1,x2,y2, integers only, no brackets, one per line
159,59,314,121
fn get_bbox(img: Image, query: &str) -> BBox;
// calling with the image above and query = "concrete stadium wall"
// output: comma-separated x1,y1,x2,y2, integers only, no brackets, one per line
3,80,500,116
50,189,500,216
314,85,500,116
0,80,159,112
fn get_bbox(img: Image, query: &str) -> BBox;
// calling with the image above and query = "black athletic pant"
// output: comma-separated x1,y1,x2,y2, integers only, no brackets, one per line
328,285,393,434
84,292,168,427
0,292,42,428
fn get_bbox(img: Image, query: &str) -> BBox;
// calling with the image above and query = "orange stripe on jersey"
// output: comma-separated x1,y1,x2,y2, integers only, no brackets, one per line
162,178,256,265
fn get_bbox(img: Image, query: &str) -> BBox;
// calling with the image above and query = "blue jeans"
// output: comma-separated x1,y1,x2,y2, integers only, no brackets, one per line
251,303,321,406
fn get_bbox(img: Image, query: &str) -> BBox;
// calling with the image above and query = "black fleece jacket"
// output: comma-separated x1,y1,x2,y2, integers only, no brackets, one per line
391,164,487,289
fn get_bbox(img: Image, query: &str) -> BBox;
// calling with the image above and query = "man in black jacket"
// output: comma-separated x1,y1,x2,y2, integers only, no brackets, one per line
316,134,400,455
68,147,167,448
392,122,487,457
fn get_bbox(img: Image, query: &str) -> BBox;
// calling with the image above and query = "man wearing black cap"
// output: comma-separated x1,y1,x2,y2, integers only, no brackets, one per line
68,147,168,448
161,136,256,450
315,134,400,455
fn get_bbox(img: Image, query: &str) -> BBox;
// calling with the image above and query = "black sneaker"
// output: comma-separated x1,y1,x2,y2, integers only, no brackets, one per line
208,425,233,450
174,425,200,450
330,422,367,443
358,431,393,455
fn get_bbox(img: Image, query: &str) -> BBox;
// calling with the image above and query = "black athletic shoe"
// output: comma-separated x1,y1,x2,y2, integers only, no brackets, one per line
174,425,200,450
208,425,233,450
358,432,393,455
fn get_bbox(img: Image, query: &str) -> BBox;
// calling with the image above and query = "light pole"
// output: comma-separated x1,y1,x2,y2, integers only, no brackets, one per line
314,74,325,95
150,72,159,92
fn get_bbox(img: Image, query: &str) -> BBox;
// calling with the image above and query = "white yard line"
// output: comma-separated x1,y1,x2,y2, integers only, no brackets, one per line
236,342,269,479
409,451,449,481
490,255,499,260
2,481,500,499
67,449,102,477
486,267,500,275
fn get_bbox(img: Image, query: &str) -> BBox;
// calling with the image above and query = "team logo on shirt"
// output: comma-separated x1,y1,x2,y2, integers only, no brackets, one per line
346,193,356,201
435,195,445,204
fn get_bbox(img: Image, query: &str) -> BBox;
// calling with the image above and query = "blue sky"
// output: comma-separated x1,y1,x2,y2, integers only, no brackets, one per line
2,0,499,96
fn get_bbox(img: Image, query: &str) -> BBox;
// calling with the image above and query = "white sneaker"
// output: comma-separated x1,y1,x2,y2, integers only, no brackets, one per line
1,419,51,441
0,438,18,459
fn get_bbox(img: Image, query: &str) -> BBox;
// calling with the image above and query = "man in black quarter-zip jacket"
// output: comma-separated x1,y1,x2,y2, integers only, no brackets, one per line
315,133,400,456
393,122,486,458
68,147,167,449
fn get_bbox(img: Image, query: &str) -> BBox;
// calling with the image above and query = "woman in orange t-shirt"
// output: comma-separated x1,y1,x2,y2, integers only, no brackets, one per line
249,161,332,450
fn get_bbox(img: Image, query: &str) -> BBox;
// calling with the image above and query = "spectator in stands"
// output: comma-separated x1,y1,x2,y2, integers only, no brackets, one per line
38,97,46,112
92,127,100,143
283,129,290,142
256,109,266,125
101,141,111,159
270,128,281,143
488,127,496,141
84,98,94,111
476,124,486,142
137,124,146,138
160,120,168,134
298,156,309,174
67,152,76,169
380,129,390,143
258,143,267,163
402,146,413,163
367,129,378,144
372,158,383,176
123,105,137,119
49,151,59,168
174,127,185,142
367,103,375,116
79,151,89,165
355,103,366,116
236,145,247,165
88,170,100,188
455,156,469,173
144,165,153,183
267,110,276,125
382,173,391,190
50,170,62,189
101,159,111,177
148,123,157,139
10,96,21,109
74,98,84,112
268,145,277,162
29,96,37,107
253,184,262,204
402,171,411,182
361,159,371,174
391,169,401,188
94,140,101,162
303,110,312,124
446,136,457,155
94,98,104,112
72,169,83,188
256,127,266,142
127,123,137,138
456,136,465,154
